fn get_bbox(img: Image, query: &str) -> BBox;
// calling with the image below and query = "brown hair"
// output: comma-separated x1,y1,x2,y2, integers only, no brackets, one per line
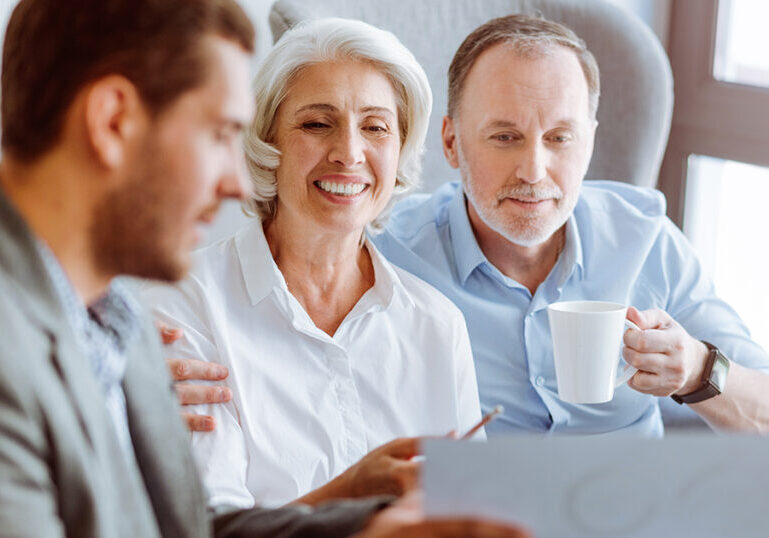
447,14,600,118
1,0,255,161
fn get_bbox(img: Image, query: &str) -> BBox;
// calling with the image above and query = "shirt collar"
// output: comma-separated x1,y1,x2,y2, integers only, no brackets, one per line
447,185,488,285
366,236,415,311
235,219,414,311
36,241,140,347
553,213,584,289
235,219,282,306
89,279,142,351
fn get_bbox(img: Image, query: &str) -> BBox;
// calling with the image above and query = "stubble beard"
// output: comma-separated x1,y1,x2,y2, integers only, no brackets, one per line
457,143,576,248
89,143,188,283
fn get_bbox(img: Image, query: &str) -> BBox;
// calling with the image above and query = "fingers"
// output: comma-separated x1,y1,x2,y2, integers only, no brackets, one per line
342,446,421,498
390,460,420,494
167,357,228,382
379,437,421,459
625,306,644,329
622,312,693,396
174,383,232,406
389,520,531,538
626,307,674,331
395,489,424,511
627,370,678,396
182,412,216,432
624,342,688,396
156,321,183,345
624,329,683,356
623,347,674,373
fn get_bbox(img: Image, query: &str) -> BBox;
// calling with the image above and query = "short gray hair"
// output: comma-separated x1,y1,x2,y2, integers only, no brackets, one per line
448,14,600,119
243,17,432,232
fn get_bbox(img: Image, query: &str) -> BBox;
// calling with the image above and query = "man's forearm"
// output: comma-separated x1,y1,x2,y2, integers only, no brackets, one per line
213,496,394,538
690,363,769,433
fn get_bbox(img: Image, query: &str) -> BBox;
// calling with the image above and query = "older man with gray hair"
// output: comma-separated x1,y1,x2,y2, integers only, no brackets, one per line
373,13,769,435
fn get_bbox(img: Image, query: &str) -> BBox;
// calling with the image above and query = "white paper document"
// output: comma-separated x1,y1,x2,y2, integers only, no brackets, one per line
424,435,769,537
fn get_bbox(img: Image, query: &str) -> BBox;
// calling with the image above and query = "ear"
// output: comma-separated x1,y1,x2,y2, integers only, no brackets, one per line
83,75,147,170
441,115,460,169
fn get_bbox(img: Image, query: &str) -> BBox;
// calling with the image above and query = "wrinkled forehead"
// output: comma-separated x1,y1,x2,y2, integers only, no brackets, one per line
458,43,592,125
199,35,254,122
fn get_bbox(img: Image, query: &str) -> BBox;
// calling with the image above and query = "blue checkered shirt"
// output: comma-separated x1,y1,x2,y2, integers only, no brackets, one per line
37,242,139,461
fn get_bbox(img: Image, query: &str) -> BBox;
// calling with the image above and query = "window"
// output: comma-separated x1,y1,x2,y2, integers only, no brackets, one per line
685,155,769,350
713,0,769,88
660,0,769,349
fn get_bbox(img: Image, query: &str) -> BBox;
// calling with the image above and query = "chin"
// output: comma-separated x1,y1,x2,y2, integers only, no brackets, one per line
318,217,368,237
132,253,190,283
160,255,191,283
503,234,552,248
493,217,563,248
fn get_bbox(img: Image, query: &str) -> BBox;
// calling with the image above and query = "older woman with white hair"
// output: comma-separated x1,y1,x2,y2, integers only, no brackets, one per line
143,18,482,509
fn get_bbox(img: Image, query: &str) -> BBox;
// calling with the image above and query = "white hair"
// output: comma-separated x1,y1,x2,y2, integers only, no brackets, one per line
242,17,432,232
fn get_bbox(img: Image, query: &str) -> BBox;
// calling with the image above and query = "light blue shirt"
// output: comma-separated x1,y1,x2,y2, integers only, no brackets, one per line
373,180,769,436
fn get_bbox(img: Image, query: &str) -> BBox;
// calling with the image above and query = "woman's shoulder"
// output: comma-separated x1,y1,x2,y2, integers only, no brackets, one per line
387,260,465,326
188,230,243,282
141,224,253,319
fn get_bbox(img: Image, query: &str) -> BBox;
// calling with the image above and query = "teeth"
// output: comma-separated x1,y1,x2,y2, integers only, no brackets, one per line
317,181,366,196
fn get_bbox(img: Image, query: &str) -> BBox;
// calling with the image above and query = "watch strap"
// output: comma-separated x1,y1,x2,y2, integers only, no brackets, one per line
671,342,730,405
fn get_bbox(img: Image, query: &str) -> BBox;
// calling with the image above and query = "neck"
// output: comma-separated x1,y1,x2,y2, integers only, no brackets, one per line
265,211,369,284
263,210,374,336
467,199,565,295
0,155,112,304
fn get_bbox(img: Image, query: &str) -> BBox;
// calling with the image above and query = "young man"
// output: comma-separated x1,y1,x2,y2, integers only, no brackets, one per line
0,1,526,536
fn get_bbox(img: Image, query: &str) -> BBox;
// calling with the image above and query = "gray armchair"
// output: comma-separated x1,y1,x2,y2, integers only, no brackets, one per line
269,0,673,191
269,0,701,430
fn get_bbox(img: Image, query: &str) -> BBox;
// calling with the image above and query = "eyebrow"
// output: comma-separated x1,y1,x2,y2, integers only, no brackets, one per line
221,118,247,132
483,119,579,129
295,103,396,117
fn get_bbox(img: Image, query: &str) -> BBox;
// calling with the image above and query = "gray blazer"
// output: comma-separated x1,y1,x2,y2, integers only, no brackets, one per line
0,190,388,537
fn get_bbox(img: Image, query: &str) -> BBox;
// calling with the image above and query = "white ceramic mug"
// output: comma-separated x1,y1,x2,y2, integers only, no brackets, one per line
547,300,639,404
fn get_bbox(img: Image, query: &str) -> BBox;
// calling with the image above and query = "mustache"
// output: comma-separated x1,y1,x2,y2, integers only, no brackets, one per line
496,182,563,202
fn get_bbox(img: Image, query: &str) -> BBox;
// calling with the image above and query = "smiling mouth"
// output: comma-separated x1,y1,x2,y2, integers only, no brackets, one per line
315,180,368,197
502,197,550,205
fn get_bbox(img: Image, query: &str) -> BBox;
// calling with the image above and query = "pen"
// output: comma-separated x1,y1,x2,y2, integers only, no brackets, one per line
459,404,504,439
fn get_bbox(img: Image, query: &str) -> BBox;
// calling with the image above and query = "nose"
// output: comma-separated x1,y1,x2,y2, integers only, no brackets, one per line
516,142,547,184
217,147,252,201
328,124,365,168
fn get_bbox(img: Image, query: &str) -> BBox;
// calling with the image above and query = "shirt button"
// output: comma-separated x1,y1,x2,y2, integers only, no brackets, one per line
534,376,545,387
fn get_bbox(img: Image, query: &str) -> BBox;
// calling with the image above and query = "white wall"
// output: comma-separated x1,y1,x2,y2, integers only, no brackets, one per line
0,1,13,51
0,0,671,245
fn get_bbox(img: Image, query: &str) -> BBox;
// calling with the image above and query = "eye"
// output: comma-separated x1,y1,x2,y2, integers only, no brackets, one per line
214,128,234,143
301,121,330,131
362,119,391,136
546,131,573,144
489,132,521,144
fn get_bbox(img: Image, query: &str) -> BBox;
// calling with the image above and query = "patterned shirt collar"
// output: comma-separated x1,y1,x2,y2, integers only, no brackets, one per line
35,240,139,459
35,241,140,352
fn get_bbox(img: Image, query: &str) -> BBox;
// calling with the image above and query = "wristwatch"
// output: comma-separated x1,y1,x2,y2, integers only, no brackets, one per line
671,341,730,405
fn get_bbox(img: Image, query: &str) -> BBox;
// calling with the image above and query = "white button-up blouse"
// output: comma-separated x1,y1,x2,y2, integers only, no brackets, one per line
142,220,482,508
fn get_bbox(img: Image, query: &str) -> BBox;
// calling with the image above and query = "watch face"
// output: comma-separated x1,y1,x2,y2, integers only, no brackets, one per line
709,350,730,393
673,344,730,405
